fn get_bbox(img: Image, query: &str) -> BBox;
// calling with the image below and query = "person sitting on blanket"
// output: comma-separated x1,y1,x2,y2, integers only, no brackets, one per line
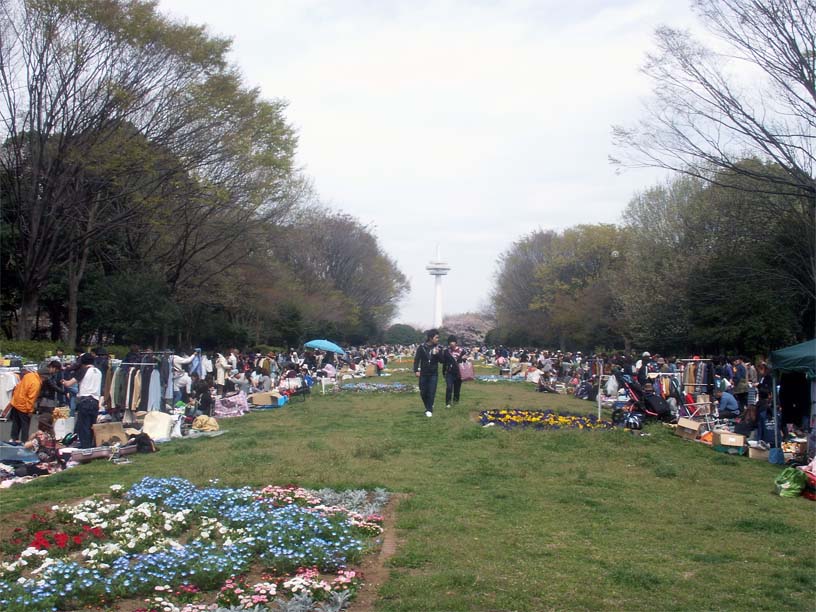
190,373,214,417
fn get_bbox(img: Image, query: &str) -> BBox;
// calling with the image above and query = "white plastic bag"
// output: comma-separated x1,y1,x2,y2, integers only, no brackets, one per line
605,377,619,396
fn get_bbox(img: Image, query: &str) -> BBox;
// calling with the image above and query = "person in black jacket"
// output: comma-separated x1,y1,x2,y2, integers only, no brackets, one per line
442,335,464,408
413,329,441,417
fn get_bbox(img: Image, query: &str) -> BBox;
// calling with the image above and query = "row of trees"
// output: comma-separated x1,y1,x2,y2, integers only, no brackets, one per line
0,0,407,348
492,0,815,354
491,165,814,354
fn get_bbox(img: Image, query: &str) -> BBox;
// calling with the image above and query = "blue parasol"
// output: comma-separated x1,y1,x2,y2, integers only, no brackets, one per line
303,339,346,355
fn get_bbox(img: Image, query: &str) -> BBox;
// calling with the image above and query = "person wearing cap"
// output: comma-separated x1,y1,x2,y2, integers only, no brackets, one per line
637,352,651,386
4,364,42,442
62,353,101,448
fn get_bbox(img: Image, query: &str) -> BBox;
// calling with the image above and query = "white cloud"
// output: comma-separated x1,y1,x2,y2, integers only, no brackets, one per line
160,0,698,326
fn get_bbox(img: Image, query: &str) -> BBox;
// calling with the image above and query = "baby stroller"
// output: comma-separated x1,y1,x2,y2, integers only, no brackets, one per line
611,373,673,429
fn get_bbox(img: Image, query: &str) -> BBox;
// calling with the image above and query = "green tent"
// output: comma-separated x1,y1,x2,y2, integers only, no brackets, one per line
770,339,816,380
769,339,815,453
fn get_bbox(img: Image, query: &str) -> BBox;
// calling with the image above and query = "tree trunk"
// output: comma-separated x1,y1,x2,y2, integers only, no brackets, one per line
65,194,98,350
66,275,80,351
49,302,63,342
15,289,38,340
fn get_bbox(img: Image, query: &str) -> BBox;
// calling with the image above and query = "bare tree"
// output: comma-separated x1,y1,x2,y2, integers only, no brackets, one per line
612,0,815,199
612,0,816,334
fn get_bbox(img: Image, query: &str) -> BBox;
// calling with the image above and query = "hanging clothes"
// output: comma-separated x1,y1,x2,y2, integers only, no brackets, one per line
103,368,114,408
163,355,176,400
147,370,162,411
0,371,20,406
131,370,142,411
190,353,204,378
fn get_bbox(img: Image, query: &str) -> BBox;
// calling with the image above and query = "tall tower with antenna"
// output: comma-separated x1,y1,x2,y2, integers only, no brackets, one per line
426,246,451,329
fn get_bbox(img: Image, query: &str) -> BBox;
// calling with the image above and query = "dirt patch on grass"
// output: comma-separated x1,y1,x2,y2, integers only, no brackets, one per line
350,493,407,612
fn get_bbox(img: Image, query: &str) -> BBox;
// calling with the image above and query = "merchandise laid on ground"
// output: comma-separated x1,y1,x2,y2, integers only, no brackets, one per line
0,478,387,611
0,349,409,488
474,375,527,383
337,382,418,393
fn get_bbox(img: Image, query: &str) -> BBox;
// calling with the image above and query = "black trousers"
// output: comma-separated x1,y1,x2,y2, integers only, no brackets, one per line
9,408,31,441
419,374,438,412
75,397,99,449
445,373,462,405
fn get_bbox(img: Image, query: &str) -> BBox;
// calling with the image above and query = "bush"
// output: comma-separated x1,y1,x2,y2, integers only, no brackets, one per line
0,340,60,361
0,340,139,362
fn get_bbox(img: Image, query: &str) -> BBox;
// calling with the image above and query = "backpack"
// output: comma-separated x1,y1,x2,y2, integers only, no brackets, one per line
644,394,671,417
127,433,157,453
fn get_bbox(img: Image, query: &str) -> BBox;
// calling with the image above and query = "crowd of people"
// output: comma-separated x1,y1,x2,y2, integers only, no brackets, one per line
3,339,807,465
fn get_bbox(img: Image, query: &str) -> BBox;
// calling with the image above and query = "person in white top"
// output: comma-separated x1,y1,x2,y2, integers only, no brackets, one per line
62,353,102,448
215,353,230,395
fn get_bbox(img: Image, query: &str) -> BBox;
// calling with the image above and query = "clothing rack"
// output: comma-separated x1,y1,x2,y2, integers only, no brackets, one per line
111,352,177,413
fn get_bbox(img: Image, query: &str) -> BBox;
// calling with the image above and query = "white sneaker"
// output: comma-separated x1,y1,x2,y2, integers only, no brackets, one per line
425,411,432,417
446,404,451,408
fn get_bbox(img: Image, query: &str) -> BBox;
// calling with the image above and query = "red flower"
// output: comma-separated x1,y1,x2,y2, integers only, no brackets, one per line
73,535,84,545
30,530,54,550
53,533,69,548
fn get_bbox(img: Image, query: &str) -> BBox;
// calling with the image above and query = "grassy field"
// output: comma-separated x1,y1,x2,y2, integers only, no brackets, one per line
2,360,814,611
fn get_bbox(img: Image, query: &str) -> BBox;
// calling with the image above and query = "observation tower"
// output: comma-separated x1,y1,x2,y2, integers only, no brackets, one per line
426,246,451,329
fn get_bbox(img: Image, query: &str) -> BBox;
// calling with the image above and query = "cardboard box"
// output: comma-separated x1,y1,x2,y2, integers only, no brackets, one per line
248,392,280,406
675,418,701,440
712,431,746,448
92,422,127,447
748,447,769,460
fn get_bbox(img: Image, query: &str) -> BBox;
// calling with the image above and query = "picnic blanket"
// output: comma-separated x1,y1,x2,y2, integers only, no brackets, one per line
213,391,250,418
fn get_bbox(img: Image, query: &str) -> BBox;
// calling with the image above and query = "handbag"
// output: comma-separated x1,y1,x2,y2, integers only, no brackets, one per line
458,362,474,381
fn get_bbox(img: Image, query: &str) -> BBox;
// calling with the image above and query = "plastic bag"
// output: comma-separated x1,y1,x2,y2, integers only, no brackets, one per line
774,467,807,498
605,377,619,396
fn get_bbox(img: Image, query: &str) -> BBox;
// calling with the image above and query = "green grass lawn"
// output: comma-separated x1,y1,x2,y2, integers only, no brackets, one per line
2,361,814,611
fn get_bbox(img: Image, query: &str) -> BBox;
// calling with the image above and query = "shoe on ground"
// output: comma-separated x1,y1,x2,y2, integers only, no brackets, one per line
446,404,451,408
425,411,432,417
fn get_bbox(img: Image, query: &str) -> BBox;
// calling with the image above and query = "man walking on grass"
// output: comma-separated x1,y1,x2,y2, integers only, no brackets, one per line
414,329,441,417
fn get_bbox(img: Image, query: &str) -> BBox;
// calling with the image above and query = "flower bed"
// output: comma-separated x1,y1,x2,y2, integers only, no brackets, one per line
0,479,387,611
479,409,614,430
339,382,417,393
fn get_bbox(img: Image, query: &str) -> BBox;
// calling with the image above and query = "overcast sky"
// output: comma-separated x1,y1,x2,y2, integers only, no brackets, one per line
159,0,699,328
